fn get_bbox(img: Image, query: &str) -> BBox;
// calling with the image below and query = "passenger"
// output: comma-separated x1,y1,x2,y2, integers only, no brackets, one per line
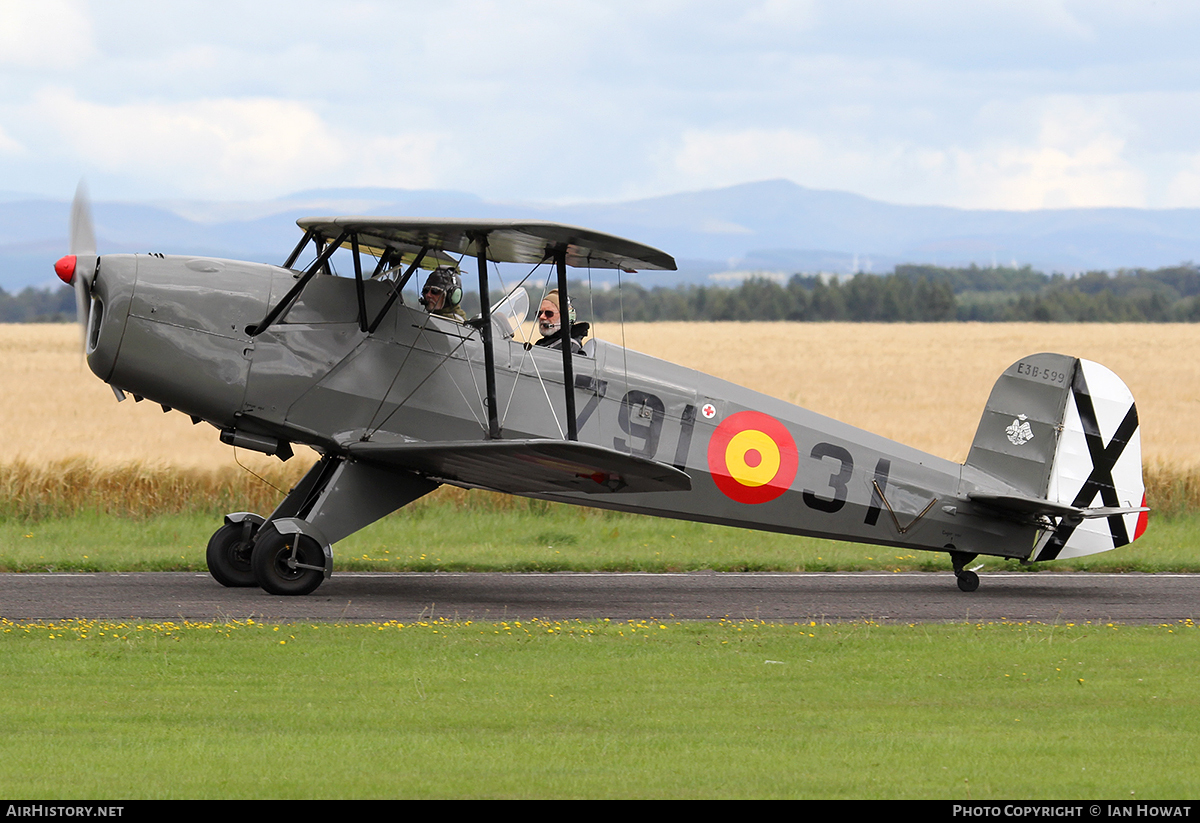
419,267,467,321
534,289,588,355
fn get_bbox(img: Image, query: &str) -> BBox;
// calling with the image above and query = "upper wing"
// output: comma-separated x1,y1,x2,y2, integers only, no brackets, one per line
296,217,677,272
347,438,691,495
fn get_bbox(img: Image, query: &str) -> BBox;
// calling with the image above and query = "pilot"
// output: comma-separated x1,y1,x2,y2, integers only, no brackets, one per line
419,267,467,321
534,289,588,355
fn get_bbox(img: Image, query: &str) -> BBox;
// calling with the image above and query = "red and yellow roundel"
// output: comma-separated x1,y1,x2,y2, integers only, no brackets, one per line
707,411,798,504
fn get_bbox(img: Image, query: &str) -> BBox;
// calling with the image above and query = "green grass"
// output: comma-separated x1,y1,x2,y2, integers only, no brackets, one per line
0,618,1196,799
2,502,1199,573
4,494,1197,799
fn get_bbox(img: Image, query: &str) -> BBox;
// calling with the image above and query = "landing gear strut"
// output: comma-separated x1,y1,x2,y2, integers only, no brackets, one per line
948,548,980,593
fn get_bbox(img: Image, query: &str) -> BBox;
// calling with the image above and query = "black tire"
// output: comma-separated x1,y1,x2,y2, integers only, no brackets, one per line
206,521,260,588
956,570,980,593
251,526,326,596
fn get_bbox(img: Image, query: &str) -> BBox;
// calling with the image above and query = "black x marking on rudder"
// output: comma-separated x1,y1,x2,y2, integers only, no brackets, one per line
1039,364,1139,559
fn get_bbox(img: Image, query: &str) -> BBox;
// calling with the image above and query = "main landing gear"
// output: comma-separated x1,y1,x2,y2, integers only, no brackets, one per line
203,454,440,596
948,548,980,592
205,514,330,596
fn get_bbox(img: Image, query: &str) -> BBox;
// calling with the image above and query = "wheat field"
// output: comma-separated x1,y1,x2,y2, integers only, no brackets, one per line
592,321,1200,467
4,322,1198,469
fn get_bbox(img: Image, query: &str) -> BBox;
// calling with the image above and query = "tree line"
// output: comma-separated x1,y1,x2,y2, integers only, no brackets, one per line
569,263,1200,322
895,263,1200,322
0,285,77,322
6,262,1200,323
574,273,956,322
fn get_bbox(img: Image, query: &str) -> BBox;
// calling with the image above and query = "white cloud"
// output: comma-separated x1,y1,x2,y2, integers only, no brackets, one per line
5,1,1200,208
0,0,94,69
28,89,447,197
669,128,830,189
949,100,1146,209
0,124,23,156
1163,155,1200,209
948,137,1144,210
664,93,1149,211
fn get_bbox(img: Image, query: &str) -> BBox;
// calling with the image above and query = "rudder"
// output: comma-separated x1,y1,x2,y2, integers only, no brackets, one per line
1040,358,1146,559
965,354,1146,561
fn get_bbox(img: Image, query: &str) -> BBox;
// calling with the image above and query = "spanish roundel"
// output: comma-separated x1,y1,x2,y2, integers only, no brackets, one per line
707,410,799,504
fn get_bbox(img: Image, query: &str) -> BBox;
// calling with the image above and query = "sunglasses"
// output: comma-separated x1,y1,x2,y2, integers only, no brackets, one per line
423,286,445,296
537,309,558,318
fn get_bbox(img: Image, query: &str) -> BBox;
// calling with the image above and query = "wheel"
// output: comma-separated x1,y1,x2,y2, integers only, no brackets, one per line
251,526,327,596
956,570,980,593
206,521,260,588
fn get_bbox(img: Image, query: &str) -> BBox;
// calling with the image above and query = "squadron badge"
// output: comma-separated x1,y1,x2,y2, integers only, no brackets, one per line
1006,414,1034,446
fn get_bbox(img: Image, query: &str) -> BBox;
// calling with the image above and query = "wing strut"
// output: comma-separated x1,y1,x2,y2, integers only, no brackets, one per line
282,228,315,269
475,236,501,439
367,246,427,334
249,229,349,336
555,249,578,440
352,233,367,332
370,247,393,278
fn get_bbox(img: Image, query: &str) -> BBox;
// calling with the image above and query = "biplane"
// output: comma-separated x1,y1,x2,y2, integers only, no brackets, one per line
54,186,1149,595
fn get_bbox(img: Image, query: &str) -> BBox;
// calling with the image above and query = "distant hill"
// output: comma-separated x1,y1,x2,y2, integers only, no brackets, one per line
4,180,1199,290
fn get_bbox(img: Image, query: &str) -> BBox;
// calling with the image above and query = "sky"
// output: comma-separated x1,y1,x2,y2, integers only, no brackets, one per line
3,0,1200,211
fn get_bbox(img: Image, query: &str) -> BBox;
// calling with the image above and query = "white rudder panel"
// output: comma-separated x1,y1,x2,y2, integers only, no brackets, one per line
1036,359,1147,560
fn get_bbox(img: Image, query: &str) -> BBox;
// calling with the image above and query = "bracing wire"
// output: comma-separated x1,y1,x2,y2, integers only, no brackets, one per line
367,320,481,437
497,258,566,437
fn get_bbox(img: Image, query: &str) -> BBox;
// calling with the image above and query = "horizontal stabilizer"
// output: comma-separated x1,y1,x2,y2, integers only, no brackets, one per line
968,492,1082,519
347,438,691,496
1082,505,1152,518
968,492,1148,522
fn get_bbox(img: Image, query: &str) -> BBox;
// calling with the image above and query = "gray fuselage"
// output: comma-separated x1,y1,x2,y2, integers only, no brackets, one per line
87,253,1037,561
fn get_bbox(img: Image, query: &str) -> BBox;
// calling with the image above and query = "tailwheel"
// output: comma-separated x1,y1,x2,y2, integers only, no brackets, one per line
251,525,327,596
948,547,980,593
206,520,260,588
955,570,980,593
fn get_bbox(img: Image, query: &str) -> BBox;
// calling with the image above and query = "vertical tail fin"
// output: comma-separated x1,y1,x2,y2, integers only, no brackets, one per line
965,353,1076,500
965,354,1146,561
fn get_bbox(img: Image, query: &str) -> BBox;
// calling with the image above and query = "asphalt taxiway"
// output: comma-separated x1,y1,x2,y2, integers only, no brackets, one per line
1,571,1196,623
